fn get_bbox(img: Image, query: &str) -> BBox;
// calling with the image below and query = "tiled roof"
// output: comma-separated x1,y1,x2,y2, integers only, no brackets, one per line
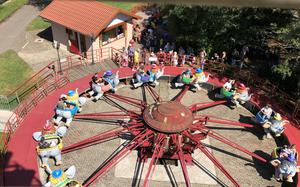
40,0,140,36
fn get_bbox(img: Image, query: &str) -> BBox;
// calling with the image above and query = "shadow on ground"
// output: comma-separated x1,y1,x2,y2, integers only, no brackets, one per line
3,151,41,186
37,27,53,42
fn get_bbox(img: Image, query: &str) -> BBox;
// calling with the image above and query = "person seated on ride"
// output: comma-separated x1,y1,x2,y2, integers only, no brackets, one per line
132,66,150,88
103,70,120,92
54,95,78,127
33,121,67,169
254,104,274,125
270,152,298,183
66,89,86,113
44,165,82,187
148,64,165,86
88,75,112,101
215,79,236,99
174,68,194,88
264,113,288,139
232,83,252,106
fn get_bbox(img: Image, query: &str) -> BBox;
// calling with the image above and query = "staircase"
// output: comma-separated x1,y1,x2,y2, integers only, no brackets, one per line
68,59,119,82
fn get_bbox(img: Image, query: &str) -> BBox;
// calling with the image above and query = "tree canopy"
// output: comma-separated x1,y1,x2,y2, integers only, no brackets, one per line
162,5,300,95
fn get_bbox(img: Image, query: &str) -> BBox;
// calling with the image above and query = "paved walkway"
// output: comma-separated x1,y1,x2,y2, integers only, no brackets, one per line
0,5,39,53
0,110,13,132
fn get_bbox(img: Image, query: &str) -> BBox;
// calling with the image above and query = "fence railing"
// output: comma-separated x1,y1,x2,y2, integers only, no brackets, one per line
204,61,300,123
0,47,111,154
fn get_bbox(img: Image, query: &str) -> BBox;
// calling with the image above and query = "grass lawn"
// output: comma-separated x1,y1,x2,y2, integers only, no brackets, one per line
0,50,33,96
99,1,137,11
0,132,3,151
0,0,28,22
26,17,51,31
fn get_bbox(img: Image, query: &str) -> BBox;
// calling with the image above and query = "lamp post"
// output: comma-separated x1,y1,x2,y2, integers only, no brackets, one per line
91,34,95,64
52,42,62,73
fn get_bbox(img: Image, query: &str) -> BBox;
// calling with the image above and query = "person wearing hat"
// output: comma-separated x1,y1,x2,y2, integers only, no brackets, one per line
44,165,82,187
103,70,120,92
192,67,209,91
33,121,67,168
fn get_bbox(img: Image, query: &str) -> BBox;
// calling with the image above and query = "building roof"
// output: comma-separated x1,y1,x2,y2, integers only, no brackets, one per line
40,0,140,36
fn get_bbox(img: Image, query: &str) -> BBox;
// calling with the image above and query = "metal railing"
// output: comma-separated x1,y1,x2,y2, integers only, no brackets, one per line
0,47,111,154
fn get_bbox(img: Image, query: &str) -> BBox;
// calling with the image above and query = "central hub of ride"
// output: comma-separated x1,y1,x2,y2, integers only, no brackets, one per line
143,101,194,133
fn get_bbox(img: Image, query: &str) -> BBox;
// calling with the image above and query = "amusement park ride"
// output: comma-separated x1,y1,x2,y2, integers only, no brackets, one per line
61,83,267,187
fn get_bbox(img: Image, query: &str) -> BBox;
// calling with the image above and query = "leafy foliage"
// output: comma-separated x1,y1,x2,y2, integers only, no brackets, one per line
162,5,300,96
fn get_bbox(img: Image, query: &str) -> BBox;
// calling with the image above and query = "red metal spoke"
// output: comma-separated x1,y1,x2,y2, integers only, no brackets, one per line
177,135,191,187
145,84,162,102
182,131,240,187
189,100,227,112
62,127,126,154
197,144,240,187
74,111,138,121
83,129,154,187
143,133,166,187
197,128,267,162
193,115,253,128
173,85,190,103
105,93,147,109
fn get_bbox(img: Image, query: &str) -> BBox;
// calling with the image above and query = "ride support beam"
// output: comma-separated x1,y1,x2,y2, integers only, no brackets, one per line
189,100,227,112
193,116,254,128
182,131,240,187
174,85,190,103
200,128,267,162
145,84,162,103
105,93,147,109
62,127,126,154
143,134,166,187
83,129,154,187
177,135,191,187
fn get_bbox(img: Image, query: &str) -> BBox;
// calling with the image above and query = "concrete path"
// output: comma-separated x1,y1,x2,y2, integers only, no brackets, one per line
0,5,39,53
0,110,13,132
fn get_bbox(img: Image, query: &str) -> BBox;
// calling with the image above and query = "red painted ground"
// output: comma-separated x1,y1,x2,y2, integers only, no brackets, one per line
4,66,300,186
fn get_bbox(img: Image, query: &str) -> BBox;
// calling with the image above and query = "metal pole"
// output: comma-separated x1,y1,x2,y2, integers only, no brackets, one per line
57,47,62,73
91,34,95,64
15,92,20,104
53,42,62,74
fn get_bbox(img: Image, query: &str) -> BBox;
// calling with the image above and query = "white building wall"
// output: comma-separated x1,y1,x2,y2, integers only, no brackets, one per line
51,22,68,50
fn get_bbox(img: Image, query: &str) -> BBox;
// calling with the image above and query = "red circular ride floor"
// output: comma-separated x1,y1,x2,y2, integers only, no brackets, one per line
3,66,300,186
